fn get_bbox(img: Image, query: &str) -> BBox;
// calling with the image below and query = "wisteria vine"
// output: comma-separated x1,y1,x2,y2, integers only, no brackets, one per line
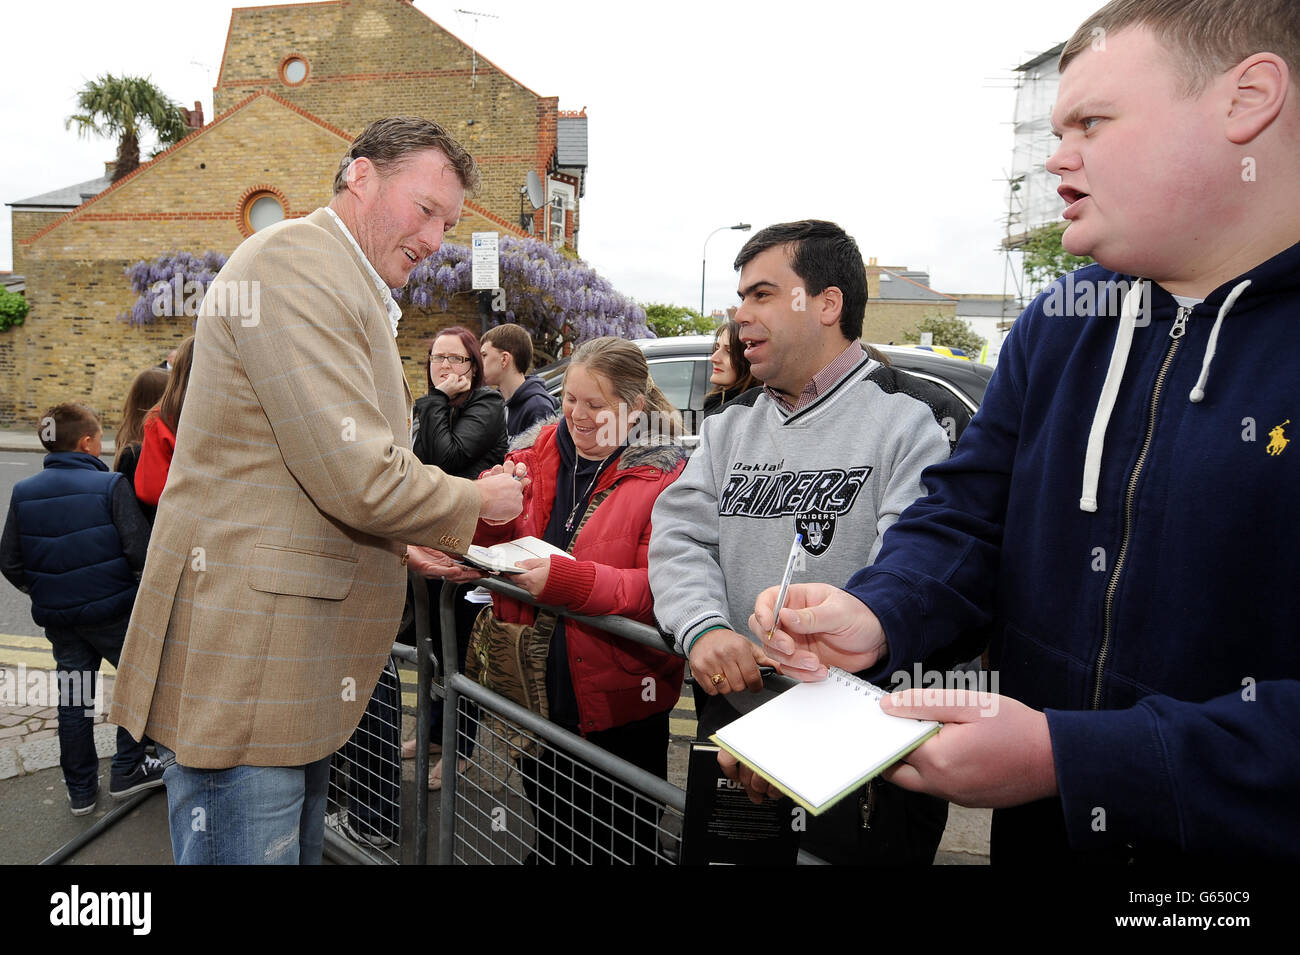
118,250,228,325
394,236,651,344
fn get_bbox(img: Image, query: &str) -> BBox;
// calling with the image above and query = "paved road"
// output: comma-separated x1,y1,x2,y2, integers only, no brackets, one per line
0,451,46,638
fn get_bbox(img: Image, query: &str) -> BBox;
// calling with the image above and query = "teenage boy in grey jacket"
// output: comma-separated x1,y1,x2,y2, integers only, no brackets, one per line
648,220,971,863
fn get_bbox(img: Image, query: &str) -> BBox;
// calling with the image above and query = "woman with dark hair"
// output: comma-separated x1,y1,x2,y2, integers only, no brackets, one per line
411,325,507,476
408,325,508,788
135,336,195,508
700,320,758,423
113,367,170,516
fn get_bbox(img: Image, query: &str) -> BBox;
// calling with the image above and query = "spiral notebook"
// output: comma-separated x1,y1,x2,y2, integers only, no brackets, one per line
710,668,940,815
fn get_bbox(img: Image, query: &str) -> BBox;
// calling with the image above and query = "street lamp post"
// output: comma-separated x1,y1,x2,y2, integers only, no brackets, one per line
701,222,751,319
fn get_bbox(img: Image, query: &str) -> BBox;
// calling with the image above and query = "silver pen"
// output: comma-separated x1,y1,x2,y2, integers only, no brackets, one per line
765,533,803,642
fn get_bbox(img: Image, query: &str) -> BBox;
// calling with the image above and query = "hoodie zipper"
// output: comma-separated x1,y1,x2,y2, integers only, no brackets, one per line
1092,305,1190,709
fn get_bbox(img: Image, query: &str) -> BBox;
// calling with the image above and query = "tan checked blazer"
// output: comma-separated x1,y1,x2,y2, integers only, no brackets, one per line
110,207,479,768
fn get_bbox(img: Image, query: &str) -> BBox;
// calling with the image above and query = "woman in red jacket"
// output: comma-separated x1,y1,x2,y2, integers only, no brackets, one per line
411,336,687,864
134,336,195,508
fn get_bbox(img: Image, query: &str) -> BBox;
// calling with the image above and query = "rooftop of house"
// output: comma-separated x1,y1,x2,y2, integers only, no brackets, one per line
1014,41,1065,74
875,267,957,303
7,174,113,210
557,113,588,168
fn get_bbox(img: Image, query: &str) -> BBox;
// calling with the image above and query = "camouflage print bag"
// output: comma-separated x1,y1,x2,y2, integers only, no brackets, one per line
466,605,559,720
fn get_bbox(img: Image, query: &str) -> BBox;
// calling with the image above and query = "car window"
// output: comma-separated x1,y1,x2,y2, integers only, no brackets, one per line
647,359,697,411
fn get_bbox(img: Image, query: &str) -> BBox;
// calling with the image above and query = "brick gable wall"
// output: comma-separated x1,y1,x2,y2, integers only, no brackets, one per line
215,0,552,232
3,0,567,427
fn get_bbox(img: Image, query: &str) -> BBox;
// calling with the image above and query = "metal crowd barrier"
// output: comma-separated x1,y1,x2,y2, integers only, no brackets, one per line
433,577,825,866
323,568,819,865
322,572,437,865
323,652,404,864
435,577,687,864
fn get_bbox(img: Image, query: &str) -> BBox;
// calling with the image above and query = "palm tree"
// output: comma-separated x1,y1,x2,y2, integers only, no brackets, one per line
65,74,190,182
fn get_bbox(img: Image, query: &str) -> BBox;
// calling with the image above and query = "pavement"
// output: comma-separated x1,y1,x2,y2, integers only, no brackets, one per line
0,428,113,455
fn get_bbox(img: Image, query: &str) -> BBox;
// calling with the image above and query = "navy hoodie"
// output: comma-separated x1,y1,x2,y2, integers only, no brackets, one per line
505,374,559,440
850,240,1300,862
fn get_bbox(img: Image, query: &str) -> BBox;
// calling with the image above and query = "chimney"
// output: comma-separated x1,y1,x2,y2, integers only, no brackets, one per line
182,101,205,131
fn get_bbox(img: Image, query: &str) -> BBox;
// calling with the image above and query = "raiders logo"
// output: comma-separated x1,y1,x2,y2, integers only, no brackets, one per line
796,514,835,556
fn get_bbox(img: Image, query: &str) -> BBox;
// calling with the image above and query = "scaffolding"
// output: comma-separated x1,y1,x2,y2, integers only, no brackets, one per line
1000,42,1067,320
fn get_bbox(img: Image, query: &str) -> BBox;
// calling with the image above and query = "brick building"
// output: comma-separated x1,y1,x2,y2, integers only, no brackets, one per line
3,0,588,427
863,259,958,345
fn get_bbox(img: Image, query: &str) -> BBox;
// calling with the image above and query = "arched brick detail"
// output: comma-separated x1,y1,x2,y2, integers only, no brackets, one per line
237,184,290,238
278,53,311,87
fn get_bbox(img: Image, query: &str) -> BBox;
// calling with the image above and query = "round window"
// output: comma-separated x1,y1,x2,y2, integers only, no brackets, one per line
242,191,286,234
280,55,309,86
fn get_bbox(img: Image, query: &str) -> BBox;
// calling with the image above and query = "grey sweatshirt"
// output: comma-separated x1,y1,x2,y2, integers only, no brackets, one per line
648,350,959,659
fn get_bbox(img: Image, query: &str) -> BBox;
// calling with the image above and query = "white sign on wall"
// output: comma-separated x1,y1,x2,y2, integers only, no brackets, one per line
472,232,499,290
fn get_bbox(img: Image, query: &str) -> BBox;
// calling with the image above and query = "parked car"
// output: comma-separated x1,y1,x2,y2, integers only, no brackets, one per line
536,335,993,443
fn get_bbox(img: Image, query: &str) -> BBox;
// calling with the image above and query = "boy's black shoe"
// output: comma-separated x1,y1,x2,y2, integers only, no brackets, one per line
69,787,98,816
109,755,165,798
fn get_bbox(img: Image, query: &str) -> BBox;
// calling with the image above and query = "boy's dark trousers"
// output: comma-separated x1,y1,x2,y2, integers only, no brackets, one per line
45,613,145,799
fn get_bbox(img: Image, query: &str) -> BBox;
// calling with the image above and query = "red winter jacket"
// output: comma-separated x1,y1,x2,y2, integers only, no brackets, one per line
475,422,687,735
134,412,176,507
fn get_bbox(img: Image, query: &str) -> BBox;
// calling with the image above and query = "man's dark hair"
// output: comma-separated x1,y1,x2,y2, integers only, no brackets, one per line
39,403,100,453
482,323,534,373
333,116,481,195
733,220,867,341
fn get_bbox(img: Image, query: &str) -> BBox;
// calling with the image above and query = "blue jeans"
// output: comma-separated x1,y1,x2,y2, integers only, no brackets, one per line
45,616,145,798
156,742,331,865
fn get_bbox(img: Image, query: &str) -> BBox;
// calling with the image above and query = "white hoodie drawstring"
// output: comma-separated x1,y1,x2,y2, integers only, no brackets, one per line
1189,280,1251,403
1079,281,1144,513
1079,278,1253,513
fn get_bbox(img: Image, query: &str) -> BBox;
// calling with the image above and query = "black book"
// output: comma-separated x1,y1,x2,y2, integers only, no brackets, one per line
680,742,800,865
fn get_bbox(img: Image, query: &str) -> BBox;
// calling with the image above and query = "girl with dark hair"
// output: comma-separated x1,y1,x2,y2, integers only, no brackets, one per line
113,366,170,513
135,336,195,509
701,320,758,423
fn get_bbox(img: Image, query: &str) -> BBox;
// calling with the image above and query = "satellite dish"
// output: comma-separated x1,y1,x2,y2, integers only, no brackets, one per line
525,170,544,210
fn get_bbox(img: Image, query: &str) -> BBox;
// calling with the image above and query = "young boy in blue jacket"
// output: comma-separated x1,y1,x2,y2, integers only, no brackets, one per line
0,403,162,814
748,0,1300,862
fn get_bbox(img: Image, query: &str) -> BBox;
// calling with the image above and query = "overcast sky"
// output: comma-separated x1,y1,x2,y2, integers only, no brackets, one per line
1,0,1103,312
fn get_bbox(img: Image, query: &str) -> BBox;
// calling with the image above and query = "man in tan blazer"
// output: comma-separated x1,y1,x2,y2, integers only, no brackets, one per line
110,118,524,864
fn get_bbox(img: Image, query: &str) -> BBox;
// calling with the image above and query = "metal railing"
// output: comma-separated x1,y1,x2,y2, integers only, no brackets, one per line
435,577,688,865
323,569,818,865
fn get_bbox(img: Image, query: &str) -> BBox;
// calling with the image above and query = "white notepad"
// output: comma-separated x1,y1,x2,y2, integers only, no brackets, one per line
711,668,940,815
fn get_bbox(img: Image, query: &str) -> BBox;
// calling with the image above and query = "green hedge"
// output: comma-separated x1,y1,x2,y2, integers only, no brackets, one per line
0,287,28,331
